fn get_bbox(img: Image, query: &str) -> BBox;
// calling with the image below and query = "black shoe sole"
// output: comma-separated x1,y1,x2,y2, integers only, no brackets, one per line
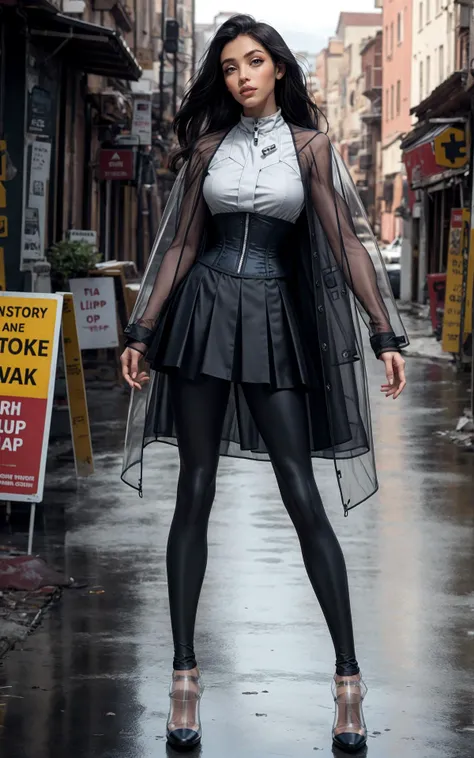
166,736,201,752
332,737,367,754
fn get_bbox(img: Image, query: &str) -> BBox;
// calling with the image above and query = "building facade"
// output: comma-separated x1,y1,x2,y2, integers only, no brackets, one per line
334,12,382,184
360,31,383,234
411,0,456,108
314,38,344,140
381,0,413,245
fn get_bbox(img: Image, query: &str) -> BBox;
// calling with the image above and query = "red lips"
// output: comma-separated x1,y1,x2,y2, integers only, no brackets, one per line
240,86,256,96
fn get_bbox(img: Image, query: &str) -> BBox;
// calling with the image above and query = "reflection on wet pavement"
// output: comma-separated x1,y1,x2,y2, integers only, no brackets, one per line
0,337,473,758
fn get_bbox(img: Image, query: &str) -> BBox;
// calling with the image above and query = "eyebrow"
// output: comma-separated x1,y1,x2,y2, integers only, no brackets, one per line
221,49,265,66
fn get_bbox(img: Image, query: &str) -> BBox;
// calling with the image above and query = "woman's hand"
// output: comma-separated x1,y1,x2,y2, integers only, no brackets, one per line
120,347,150,391
379,351,406,399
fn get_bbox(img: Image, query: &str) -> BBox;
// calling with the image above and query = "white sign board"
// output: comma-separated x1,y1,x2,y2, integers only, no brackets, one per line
132,98,152,145
69,277,119,350
20,140,52,268
67,229,98,250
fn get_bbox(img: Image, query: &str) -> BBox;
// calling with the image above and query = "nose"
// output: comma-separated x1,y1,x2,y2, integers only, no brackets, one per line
238,72,250,86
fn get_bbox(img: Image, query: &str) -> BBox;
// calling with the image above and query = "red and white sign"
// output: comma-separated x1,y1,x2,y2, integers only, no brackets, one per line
69,277,119,350
0,293,63,502
98,149,134,180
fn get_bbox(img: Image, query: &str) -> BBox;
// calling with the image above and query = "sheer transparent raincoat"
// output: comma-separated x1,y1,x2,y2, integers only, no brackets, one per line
122,126,408,514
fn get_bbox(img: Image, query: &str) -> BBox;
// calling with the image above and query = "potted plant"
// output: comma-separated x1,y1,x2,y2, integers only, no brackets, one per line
46,240,102,291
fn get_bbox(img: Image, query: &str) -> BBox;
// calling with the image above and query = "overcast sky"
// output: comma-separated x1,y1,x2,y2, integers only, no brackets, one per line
195,0,380,56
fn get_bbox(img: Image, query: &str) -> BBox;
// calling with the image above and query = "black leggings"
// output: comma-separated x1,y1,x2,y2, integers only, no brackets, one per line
167,373,359,677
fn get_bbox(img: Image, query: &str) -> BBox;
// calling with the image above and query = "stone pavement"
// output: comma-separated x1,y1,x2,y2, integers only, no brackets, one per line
0,332,473,758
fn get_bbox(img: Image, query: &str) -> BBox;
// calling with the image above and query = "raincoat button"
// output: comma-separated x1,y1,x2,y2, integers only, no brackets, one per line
315,280,320,288
318,305,324,313
326,383,332,391
341,288,347,295
313,251,318,259
322,342,328,350
342,350,349,358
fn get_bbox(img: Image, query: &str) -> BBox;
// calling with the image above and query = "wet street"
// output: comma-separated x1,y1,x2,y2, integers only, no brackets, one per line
1,325,474,758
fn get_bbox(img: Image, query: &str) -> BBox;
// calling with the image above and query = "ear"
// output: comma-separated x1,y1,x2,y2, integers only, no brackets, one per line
275,62,286,80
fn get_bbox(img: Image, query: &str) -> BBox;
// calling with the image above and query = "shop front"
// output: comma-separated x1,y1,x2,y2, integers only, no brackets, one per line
0,3,141,292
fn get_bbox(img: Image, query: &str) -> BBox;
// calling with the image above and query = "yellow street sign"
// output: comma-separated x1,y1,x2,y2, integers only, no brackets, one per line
434,127,468,169
61,293,94,478
442,209,464,353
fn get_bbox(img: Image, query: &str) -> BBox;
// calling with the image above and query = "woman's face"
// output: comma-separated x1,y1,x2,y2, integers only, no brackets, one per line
220,34,285,114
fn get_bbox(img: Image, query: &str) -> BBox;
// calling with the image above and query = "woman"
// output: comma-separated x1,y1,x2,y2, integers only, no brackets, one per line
120,14,408,754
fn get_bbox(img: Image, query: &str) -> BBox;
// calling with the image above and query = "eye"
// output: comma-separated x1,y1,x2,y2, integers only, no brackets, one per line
223,65,236,75
251,57,264,66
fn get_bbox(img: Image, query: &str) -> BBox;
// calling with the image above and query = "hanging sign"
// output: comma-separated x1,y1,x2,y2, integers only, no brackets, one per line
69,276,119,350
0,292,63,502
442,209,464,353
20,140,52,268
98,149,134,180
131,98,152,145
61,294,94,478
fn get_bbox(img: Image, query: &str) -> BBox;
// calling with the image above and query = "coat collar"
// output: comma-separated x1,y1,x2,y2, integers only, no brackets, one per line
238,108,284,136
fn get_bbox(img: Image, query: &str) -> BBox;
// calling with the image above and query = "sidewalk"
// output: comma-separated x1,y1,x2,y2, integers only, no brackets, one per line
398,302,452,363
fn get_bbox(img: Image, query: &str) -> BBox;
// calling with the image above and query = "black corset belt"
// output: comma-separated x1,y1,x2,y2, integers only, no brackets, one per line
198,212,295,278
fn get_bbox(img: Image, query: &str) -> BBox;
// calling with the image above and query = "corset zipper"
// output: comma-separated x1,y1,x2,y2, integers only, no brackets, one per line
237,213,250,274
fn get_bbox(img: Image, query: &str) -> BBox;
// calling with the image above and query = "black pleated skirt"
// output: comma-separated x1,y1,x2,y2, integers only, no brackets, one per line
147,260,313,389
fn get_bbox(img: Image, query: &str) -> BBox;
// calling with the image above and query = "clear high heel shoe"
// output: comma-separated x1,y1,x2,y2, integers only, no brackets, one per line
331,675,368,754
166,669,204,751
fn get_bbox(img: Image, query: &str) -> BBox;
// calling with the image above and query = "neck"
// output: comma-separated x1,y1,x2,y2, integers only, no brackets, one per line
243,94,278,119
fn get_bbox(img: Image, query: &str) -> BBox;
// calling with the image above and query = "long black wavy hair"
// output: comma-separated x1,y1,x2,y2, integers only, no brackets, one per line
170,14,326,170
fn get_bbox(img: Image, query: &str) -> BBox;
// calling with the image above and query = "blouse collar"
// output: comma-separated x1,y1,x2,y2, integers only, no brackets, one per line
239,108,284,135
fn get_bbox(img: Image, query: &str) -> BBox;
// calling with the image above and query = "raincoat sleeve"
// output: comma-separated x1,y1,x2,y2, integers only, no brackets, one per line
124,145,208,355
309,132,402,358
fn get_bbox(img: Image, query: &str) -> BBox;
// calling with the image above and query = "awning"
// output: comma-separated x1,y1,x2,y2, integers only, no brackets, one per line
402,123,469,189
27,10,142,81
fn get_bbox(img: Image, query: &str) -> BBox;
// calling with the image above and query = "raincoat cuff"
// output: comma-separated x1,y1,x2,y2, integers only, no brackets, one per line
124,323,154,347
370,332,401,358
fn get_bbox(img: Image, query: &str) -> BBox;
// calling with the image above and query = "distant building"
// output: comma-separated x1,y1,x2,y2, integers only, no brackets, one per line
381,0,413,245
334,12,383,184
314,38,344,139
195,12,238,67
360,31,383,235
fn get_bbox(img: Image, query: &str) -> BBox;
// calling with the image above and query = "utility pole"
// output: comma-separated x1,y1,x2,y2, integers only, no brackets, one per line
172,0,178,116
159,0,166,125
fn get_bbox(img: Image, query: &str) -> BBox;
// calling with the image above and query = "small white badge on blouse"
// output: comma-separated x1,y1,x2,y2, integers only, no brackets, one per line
261,144,276,158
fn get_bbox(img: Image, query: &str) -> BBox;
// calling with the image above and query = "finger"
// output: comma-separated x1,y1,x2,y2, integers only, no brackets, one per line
385,368,394,386
130,352,139,380
121,359,135,389
393,379,407,399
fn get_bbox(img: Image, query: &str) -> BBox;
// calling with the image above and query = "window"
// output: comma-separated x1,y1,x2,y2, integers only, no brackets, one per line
396,80,401,115
390,22,394,57
426,0,430,22
390,84,394,120
436,0,441,12
419,60,424,99
385,25,389,58
397,11,403,44
419,1,423,31
385,88,389,120
426,55,431,94
439,44,444,82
